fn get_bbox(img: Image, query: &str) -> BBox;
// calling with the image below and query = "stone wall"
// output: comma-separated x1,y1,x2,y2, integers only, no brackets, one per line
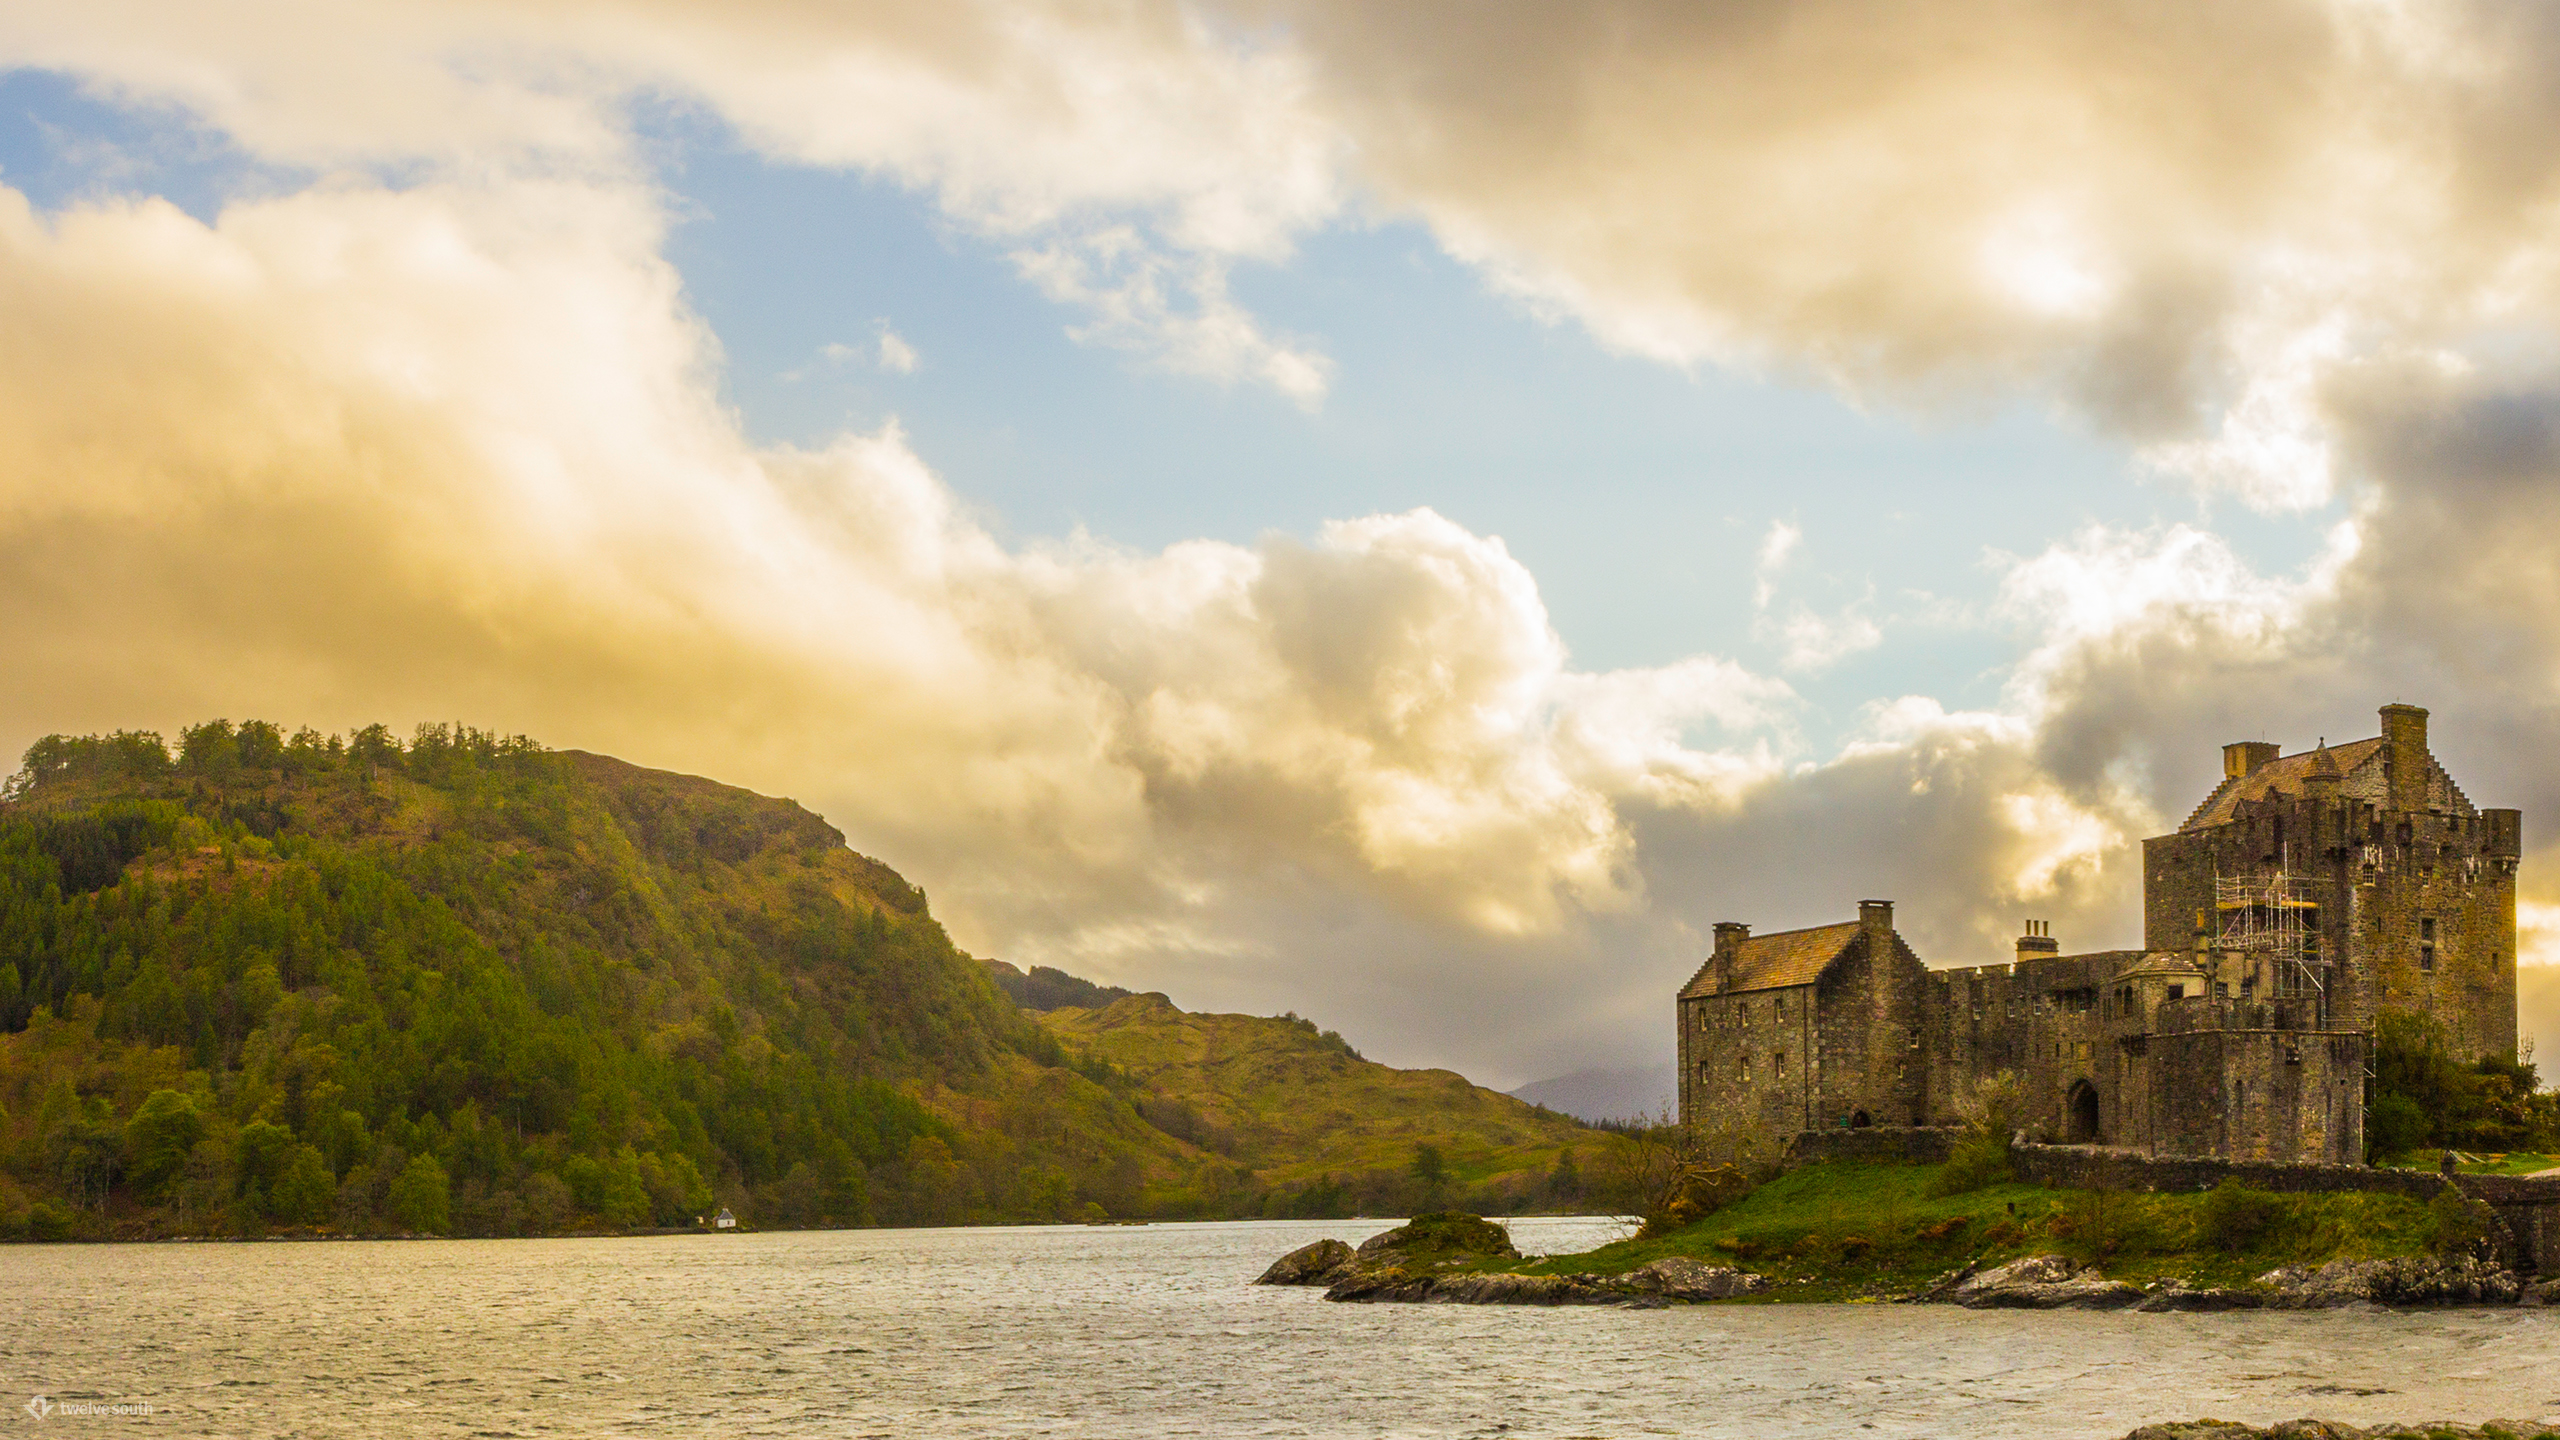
2010,1143,2455,1200
2011,1143,2560,1273
1782,1126,1956,1167
1679,982,1816,1166
1814,920,1931,1131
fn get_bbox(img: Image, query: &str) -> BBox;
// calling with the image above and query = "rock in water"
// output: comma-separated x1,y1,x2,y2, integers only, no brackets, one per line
1627,1257,1770,1301
1942,1254,2143,1311
1256,1238,1355,1286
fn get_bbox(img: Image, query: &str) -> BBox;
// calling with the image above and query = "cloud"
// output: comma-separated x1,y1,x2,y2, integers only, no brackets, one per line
1749,520,1881,673
0,176,1799,1071
874,324,918,374
0,1,1345,399
12,1,2560,1075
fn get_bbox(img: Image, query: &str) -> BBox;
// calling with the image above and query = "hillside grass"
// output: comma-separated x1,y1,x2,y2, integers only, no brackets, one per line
1484,1160,2444,1301
1038,996,1603,1216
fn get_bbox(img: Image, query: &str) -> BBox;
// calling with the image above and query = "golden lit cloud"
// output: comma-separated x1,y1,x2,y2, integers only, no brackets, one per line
11,0,2560,1072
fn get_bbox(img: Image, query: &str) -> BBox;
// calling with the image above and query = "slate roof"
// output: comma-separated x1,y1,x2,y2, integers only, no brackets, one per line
1677,921,1863,999
2182,736,2385,831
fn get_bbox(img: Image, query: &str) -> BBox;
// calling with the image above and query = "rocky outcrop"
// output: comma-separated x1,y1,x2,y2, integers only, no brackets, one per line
2130,1280,2262,1313
1919,1255,2144,1310
1352,1212,1520,1266
1626,1256,1770,1301
1321,1260,1772,1306
2119,1414,2560,1424
1910,1252,2527,1311
2255,1256,2522,1308
1254,1238,1355,1286
1262,1215,1772,1306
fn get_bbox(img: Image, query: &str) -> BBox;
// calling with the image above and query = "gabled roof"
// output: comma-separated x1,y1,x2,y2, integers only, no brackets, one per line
2182,736,2386,831
1678,921,1863,999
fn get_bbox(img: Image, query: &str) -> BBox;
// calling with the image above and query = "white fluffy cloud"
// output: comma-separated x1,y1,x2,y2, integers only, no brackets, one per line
10,0,2560,1075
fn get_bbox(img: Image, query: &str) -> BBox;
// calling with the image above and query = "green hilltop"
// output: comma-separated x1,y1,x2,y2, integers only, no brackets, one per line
0,720,1606,1239
1037,994,1599,1215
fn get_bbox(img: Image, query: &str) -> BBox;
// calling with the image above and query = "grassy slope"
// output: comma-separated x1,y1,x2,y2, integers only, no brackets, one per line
1489,1160,2442,1300
1038,994,1599,1208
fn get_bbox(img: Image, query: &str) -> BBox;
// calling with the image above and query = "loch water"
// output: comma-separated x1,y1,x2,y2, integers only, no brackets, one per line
5,1216,2558,1438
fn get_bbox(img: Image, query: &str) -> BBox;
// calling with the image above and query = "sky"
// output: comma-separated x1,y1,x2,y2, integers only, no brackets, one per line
2,0,2559,1086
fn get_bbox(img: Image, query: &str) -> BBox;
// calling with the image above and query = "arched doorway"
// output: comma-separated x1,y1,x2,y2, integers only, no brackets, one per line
1849,1110,1872,1128
2065,1080,2101,1143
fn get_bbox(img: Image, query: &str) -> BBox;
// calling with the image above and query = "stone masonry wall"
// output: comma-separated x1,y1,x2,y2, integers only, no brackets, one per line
1680,983,1816,1166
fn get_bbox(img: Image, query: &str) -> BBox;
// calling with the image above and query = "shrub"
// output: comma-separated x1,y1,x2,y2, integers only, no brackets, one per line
2427,1188,2499,1261
1932,1070,2023,1197
2198,1181,2287,1253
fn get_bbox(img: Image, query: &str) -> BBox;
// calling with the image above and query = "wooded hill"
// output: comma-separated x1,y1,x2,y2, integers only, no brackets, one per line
0,721,1603,1239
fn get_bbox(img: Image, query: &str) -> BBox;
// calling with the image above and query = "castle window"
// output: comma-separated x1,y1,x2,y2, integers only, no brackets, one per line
1775,995,1786,1019
2420,916,2437,942
1737,1054,1749,1080
2421,944,2435,973
1773,1050,1786,1076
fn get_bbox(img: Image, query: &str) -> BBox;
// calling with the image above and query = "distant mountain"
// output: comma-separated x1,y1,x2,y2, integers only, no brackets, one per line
1508,1065,1676,1125
1038,994,1605,1215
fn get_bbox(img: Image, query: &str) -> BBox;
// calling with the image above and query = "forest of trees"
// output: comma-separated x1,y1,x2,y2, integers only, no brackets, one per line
0,720,1205,1239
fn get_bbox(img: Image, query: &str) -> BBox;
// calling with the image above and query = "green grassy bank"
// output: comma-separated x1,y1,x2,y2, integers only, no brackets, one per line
1484,1161,2461,1301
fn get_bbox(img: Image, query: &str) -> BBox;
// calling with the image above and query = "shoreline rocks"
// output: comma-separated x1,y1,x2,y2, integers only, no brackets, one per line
2253,1256,2521,1308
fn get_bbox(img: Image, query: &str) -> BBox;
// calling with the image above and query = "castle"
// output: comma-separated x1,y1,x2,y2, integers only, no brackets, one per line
1676,704,2522,1165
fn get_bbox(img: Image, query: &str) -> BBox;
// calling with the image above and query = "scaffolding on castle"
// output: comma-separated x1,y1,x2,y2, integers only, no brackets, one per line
2213,867,2326,1000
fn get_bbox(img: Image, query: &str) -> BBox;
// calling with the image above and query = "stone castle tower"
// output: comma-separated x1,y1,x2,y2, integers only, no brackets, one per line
1676,703,2521,1165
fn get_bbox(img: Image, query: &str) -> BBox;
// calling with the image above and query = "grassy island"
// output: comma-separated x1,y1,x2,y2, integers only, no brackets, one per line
1506,1160,2451,1300
1317,1157,2526,1306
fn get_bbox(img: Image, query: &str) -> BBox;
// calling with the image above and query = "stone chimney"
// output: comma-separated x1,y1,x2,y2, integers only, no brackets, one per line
2380,703,2429,811
1858,900,1894,956
1711,921,1750,994
2223,741,2280,779
2015,918,2059,963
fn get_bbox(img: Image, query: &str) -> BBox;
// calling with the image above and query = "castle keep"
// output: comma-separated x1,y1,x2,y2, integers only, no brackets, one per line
1676,704,2522,1164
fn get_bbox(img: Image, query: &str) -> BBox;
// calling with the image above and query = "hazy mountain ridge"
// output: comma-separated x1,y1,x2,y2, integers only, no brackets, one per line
1507,1065,1677,1125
